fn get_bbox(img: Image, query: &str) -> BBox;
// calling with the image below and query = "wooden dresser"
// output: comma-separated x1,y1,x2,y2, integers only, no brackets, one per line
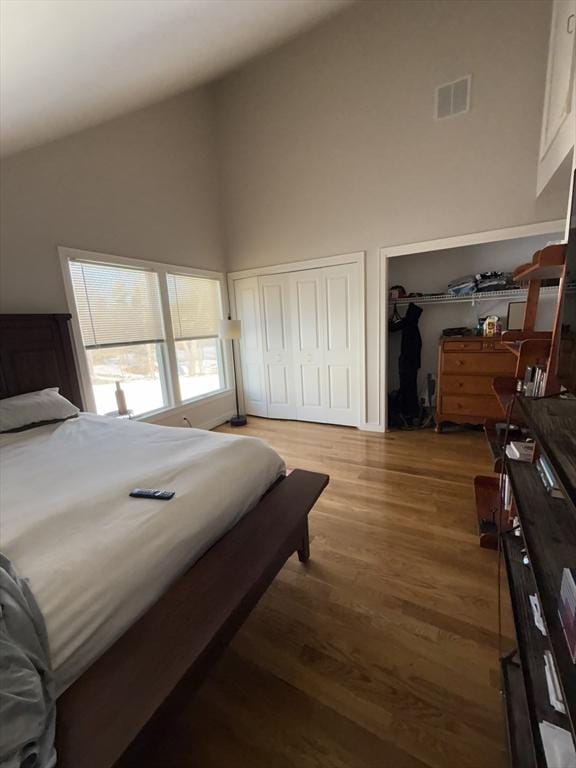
436,336,517,431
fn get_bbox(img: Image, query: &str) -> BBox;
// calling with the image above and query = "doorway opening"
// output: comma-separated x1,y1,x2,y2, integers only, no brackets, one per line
380,221,566,430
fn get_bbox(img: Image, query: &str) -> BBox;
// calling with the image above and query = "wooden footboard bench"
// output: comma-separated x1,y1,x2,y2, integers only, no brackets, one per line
56,468,329,768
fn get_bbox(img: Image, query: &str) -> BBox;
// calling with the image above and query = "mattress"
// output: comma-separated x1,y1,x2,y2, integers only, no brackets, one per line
0,414,285,694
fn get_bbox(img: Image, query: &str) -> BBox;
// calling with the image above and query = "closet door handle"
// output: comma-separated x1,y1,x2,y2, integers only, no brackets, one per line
568,13,575,33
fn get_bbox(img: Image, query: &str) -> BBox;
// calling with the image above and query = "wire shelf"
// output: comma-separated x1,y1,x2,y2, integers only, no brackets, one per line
391,284,575,307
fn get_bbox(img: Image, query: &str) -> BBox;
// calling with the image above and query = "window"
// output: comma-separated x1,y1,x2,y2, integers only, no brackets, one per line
85,344,167,416
167,273,224,402
67,255,226,417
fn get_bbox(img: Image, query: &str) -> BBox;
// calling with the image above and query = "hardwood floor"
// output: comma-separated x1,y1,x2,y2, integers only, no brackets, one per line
119,418,512,768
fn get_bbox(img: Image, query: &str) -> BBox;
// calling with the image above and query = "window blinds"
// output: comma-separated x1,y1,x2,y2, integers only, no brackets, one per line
167,273,222,340
69,260,165,348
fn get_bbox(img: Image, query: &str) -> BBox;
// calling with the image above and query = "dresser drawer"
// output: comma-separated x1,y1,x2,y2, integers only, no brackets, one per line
441,352,516,375
443,340,483,352
440,394,505,419
442,338,508,352
481,340,508,352
440,375,496,395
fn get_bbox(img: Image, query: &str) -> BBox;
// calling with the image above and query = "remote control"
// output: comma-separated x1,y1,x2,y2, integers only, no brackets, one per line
130,489,175,500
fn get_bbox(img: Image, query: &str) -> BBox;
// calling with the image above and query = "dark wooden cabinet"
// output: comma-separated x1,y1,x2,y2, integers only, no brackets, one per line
499,396,576,766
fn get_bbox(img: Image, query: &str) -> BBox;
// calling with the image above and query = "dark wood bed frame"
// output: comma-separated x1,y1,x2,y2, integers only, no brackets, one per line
0,314,329,768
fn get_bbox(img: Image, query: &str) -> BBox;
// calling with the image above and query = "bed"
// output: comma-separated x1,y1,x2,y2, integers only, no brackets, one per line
0,314,329,768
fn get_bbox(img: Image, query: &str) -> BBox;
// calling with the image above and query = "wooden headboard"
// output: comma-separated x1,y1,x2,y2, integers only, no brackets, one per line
0,314,84,409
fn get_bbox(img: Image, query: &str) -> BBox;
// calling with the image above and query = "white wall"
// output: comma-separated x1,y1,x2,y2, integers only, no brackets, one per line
215,0,571,428
387,232,562,394
0,88,236,427
0,89,224,313
1,0,573,430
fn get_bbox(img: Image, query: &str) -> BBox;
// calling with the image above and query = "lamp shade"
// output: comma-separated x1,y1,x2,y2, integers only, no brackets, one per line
219,319,241,340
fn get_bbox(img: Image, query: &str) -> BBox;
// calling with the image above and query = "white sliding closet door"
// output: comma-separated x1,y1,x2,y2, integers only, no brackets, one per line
234,277,268,416
289,270,327,422
259,274,297,419
323,264,360,426
233,260,361,426
289,263,360,426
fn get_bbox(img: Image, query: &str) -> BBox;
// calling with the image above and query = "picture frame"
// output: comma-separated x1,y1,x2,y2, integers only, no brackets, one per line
507,300,526,331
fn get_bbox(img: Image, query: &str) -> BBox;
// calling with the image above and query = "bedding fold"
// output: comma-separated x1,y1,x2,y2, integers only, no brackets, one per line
0,553,56,768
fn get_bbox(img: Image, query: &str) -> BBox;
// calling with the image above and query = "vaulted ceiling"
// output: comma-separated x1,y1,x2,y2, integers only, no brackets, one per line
0,0,352,156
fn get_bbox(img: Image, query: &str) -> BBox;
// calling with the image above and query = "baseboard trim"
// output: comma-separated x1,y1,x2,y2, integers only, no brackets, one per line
358,422,385,433
193,411,237,431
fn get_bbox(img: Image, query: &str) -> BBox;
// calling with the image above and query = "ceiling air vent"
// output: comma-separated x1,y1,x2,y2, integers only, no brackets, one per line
435,75,471,119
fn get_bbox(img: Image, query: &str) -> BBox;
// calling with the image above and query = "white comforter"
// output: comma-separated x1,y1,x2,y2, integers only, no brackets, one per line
0,414,284,693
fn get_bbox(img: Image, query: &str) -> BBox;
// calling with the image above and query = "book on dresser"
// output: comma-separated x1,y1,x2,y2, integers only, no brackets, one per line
506,441,536,462
536,455,566,499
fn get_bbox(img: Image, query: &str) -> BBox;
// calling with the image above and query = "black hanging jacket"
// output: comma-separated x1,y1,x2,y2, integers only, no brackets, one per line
389,302,423,373
389,302,423,420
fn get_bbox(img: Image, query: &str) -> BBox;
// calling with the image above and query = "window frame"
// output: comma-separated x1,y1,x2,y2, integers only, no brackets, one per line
165,271,227,406
174,337,226,404
59,246,232,419
84,340,171,418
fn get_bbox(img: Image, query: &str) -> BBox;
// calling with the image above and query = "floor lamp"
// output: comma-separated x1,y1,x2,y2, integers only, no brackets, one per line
219,317,247,427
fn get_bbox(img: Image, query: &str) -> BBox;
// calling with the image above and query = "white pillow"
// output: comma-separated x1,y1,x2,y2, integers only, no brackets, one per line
0,388,80,433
